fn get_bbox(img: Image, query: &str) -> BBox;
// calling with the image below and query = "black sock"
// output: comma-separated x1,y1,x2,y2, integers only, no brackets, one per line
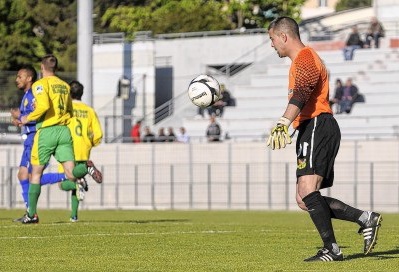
323,196,364,225
302,191,337,251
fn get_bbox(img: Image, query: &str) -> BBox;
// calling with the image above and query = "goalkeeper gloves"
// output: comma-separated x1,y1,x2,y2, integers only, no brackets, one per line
266,117,292,150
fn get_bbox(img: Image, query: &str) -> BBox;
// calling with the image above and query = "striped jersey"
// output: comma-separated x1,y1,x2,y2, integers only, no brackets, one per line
28,76,72,129
68,100,103,161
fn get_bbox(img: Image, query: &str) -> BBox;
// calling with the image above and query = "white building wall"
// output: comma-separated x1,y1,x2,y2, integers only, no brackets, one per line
131,41,156,122
374,0,399,20
92,43,124,112
92,33,267,116
155,34,268,98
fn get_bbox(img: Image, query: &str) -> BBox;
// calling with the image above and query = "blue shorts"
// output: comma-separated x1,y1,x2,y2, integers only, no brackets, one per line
19,132,48,173
19,133,35,173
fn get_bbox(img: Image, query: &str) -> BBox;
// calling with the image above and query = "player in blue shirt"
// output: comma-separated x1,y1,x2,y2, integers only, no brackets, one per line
11,65,65,222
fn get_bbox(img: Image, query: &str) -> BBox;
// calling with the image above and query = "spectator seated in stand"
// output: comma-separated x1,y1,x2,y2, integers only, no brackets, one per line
208,84,236,117
142,126,156,143
365,17,385,49
206,114,222,142
343,26,364,61
157,127,167,142
338,78,365,114
176,127,190,143
329,79,344,114
166,127,176,142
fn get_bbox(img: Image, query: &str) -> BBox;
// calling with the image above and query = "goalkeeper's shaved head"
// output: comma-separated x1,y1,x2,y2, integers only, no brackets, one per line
268,17,301,40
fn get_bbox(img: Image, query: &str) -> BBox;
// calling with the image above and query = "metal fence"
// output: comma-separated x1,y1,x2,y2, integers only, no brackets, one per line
1,140,398,213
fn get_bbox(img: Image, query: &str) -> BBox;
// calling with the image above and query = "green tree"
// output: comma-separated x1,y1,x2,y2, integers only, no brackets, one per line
101,0,232,37
100,0,305,36
151,0,232,33
227,0,305,29
335,0,372,12
0,0,77,72
93,0,150,33
0,0,76,110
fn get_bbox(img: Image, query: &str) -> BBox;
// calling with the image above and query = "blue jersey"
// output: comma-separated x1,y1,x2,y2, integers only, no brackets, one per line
19,88,36,135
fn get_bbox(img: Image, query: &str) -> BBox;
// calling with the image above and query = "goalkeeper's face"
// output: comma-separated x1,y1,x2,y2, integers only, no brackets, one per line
268,28,287,58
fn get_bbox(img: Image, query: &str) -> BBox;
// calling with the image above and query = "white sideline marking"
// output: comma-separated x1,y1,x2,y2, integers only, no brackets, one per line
0,230,237,240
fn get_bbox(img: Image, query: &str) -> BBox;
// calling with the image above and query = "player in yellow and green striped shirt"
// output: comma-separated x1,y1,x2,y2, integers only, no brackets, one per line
58,80,103,222
20,54,102,224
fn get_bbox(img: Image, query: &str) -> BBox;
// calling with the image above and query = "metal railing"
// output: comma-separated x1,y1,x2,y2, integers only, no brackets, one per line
1,139,398,212
93,32,125,44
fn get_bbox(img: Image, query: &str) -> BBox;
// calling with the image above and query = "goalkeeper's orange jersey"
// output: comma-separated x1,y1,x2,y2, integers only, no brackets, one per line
288,46,332,129
68,100,103,161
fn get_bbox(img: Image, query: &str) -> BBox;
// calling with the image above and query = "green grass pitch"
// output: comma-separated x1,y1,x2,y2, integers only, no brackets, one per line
1,209,399,271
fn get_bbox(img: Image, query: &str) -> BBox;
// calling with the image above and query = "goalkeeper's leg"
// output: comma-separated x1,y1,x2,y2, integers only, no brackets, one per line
296,174,342,260
323,197,382,254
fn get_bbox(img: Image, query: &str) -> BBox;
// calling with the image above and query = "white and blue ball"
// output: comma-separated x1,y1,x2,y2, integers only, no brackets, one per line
188,74,220,108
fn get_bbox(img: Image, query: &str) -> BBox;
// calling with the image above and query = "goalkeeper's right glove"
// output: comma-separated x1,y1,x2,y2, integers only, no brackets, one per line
266,117,292,150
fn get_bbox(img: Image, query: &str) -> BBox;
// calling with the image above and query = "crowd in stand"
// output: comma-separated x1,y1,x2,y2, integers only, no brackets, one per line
130,82,235,143
130,122,190,143
343,16,385,61
329,78,365,114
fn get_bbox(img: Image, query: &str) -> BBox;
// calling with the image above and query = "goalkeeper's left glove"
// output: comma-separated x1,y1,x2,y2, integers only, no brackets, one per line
266,117,292,150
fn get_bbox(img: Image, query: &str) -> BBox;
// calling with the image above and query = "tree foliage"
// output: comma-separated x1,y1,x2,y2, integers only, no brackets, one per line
0,0,306,109
227,0,305,29
100,0,233,37
100,0,305,37
335,0,372,12
0,0,306,72
0,0,77,72
0,0,76,109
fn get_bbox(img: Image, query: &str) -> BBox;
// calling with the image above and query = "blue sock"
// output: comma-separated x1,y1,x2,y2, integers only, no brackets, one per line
20,179,30,208
40,173,66,185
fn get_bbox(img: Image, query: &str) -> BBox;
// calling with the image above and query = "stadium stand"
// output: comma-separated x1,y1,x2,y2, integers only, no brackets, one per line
182,46,399,141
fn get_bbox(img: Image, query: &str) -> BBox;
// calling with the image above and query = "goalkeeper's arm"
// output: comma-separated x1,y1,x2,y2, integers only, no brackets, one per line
281,103,301,123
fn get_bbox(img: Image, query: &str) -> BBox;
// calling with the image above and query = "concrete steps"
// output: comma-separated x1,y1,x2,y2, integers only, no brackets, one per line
182,48,399,140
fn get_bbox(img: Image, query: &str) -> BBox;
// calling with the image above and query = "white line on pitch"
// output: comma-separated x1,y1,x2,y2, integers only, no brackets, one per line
0,230,237,240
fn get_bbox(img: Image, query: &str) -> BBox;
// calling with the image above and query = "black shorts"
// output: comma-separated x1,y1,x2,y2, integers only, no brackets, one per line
296,113,341,189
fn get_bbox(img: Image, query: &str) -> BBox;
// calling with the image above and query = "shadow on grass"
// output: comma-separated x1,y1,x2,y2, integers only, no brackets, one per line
122,219,190,224
309,245,399,261
345,247,399,261
52,219,191,224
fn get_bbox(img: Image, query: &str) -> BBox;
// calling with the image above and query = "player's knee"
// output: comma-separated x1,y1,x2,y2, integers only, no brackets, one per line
296,195,307,211
17,172,25,181
64,172,75,181
62,161,76,181
297,202,308,211
17,167,29,181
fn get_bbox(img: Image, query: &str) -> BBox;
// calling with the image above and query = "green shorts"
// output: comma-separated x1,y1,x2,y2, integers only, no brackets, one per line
31,125,75,165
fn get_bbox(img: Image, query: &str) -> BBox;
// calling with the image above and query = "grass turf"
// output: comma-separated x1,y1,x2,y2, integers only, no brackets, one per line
1,209,398,271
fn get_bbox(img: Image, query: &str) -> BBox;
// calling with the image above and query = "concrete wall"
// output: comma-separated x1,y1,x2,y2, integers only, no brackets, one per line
1,139,399,212
375,0,399,20
92,43,124,114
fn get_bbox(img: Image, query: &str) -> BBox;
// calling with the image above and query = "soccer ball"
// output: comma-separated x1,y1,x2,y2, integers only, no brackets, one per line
188,74,220,108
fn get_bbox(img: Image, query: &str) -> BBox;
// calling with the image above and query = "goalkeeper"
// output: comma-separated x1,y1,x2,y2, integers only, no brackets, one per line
267,17,382,262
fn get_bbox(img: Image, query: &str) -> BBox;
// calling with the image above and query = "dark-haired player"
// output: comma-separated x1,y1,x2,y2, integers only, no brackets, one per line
19,54,102,223
58,80,103,222
266,16,382,261
11,65,65,222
